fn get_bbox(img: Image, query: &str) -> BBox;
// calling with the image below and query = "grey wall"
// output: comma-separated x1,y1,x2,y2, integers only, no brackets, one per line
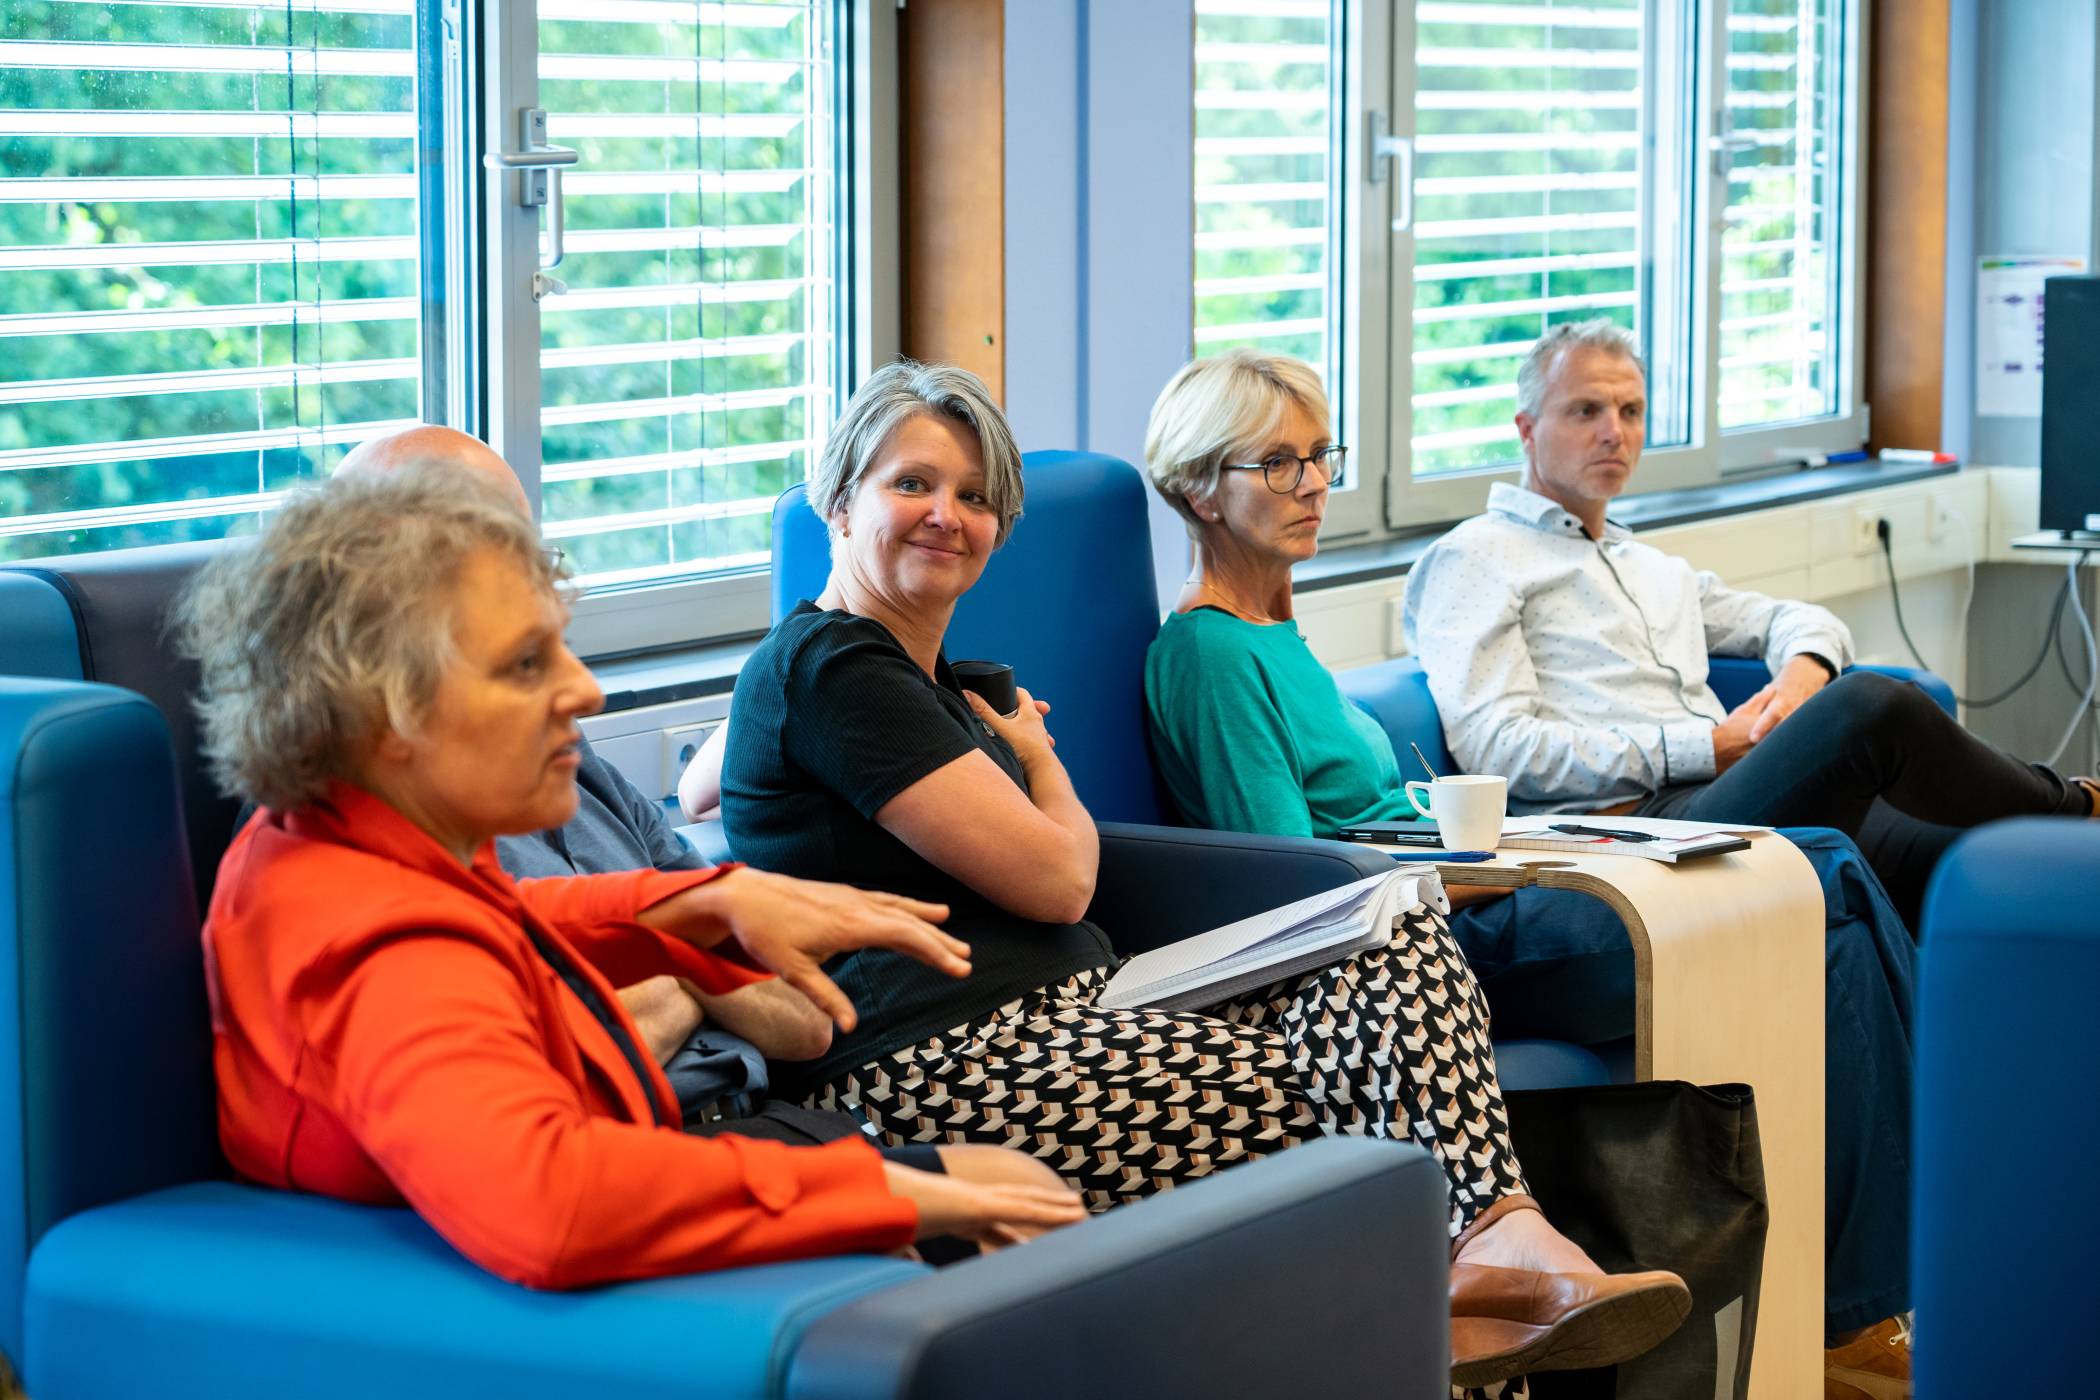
1004,0,1195,605
1946,0,2099,465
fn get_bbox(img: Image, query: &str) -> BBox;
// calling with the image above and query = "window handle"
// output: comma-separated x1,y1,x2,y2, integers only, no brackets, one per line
1706,132,1762,177
1366,111,1414,232
485,107,579,291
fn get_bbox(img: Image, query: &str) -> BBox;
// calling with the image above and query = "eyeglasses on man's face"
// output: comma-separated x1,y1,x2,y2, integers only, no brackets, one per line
1220,444,1348,494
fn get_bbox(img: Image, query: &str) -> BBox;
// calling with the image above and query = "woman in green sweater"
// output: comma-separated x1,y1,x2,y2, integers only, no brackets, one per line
1142,350,1434,840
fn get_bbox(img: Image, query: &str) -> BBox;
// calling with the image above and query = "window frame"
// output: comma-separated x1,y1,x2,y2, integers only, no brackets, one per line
1345,0,1870,541
1710,0,1869,472
479,0,896,660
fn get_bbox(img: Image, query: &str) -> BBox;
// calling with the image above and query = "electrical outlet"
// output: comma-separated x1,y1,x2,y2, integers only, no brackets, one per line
1850,508,1883,557
658,721,719,799
1925,492,1951,544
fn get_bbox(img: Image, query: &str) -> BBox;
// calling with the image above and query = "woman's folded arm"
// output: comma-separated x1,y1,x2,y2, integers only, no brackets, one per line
306,930,916,1288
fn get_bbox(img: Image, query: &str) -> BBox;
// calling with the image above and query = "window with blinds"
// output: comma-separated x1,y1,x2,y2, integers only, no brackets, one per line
1191,0,1335,377
1410,0,1647,478
0,0,421,564
536,0,833,588
1719,0,1842,430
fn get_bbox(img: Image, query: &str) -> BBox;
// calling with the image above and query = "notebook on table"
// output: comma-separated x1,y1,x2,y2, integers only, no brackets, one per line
1098,868,1444,1014
1495,816,1765,864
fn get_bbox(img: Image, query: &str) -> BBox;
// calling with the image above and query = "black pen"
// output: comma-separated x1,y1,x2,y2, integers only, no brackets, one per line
1549,823,1659,844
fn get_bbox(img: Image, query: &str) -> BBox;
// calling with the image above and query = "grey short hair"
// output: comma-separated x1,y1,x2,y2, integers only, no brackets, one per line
1143,349,1331,529
175,464,567,812
1514,319,1644,418
809,360,1024,546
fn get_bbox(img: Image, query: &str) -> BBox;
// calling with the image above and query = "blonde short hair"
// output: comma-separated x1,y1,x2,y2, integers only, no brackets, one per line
808,359,1025,547
175,464,568,811
1515,319,1644,417
1143,350,1332,528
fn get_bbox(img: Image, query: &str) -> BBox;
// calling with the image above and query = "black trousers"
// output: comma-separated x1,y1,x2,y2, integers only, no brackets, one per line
1634,670,2089,925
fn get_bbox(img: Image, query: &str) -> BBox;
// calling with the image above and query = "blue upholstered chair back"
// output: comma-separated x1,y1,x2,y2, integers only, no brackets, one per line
0,679,222,1367
0,559,230,1366
771,452,1170,824
3,545,247,907
1334,662,1455,777
0,572,83,682
1707,654,1957,715
1339,653,1959,784
1914,819,2097,1396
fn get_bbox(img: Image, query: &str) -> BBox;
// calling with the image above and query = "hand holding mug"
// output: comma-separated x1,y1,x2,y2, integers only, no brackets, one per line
964,685,1057,768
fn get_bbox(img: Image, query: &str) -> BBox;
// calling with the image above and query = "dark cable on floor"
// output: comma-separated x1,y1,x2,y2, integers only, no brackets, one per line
2058,578,2098,695
1876,520,2087,708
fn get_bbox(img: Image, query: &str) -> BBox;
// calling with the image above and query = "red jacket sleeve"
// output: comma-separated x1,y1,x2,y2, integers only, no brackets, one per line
513,864,769,994
302,928,917,1288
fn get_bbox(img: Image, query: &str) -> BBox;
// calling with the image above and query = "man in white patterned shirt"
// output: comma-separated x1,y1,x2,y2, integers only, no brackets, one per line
1405,318,2097,927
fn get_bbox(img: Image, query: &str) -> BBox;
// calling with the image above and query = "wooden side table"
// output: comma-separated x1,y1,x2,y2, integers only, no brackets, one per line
1373,832,1827,1400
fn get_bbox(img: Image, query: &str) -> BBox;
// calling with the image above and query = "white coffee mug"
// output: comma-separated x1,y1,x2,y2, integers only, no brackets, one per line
1403,774,1508,852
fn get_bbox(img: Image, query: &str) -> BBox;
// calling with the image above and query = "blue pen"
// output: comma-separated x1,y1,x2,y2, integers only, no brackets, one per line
1390,850,1495,863
1784,448,1869,467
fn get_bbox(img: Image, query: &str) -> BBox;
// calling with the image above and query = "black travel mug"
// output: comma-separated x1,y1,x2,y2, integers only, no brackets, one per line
951,660,1019,716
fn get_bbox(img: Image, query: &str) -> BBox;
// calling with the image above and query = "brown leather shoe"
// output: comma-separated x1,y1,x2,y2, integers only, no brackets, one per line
1825,1315,1911,1399
1450,1192,1545,1257
1449,1261,1693,1387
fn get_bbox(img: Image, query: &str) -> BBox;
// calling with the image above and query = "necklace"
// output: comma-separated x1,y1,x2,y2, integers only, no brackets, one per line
1189,576,1285,626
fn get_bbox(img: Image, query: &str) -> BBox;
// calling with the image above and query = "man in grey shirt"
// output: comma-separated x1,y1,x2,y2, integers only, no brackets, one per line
337,426,832,1131
497,737,830,1123
1407,318,2097,924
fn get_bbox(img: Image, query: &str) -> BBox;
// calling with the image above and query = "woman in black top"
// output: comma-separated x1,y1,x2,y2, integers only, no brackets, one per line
722,361,1688,1393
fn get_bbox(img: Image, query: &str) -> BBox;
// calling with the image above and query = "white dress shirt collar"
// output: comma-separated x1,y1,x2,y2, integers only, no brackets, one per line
1486,479,1632,543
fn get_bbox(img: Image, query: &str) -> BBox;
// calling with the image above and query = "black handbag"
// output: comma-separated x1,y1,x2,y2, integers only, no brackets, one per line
1504,1081,1769,1400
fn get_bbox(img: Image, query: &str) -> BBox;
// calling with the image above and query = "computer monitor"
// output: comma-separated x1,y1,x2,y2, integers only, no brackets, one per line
2040,274,2100,536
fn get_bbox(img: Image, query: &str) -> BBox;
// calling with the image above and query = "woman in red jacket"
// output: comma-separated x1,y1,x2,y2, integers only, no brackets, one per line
178,462,1083,1288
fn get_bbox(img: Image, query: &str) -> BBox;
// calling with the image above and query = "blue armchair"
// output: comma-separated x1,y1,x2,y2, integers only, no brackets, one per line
770,452,1610,1086
1912,818,2096,1398
0,554,1452,1397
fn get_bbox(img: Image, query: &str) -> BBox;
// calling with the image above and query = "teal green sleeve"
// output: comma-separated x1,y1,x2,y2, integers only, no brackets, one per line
1145,622,1319,839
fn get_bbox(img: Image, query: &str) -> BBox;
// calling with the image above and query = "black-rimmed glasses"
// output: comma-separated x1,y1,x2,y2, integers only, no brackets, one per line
1221,444,1348,494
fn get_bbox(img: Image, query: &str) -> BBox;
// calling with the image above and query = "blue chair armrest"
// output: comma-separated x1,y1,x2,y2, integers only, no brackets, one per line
1091,822,1395,956
1707,656,1955,717
26,1182,925,1400
30,1150,1450,1400
675,817,734,866
1334,657,1453,777
1914,820,2100,1396
789,1137,1449,1400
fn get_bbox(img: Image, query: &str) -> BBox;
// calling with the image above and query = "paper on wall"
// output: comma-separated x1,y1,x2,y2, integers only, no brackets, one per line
1977,254,2087,417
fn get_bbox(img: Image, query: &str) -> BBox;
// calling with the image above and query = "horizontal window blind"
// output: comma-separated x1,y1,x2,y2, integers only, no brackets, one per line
536,0,834,588
1719,0,1842,430
1191,0,1333,372
1411,0,1644,477
0,0,420,563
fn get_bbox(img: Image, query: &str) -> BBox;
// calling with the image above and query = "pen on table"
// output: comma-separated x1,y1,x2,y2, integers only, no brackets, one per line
1549,823,1659,843
1408,742,1440,782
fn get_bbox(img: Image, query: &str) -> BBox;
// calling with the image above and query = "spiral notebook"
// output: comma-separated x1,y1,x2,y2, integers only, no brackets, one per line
1098,869,1445,1014
1495,816,1762,864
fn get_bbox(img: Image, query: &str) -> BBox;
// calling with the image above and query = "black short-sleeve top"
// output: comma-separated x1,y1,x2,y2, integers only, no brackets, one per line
723,601,1114,1089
